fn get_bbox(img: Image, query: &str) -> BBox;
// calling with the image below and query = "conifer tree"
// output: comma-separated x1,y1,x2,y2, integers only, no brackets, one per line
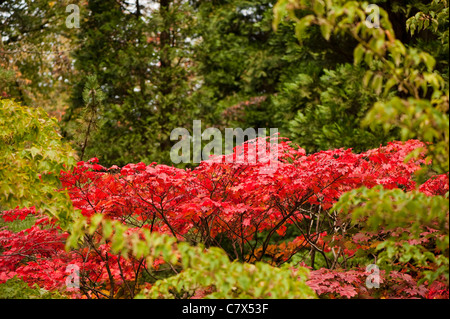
64,0,198,166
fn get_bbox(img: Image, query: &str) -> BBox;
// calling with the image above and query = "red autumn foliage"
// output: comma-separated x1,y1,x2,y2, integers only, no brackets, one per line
0,137,448,298
306,267,429,299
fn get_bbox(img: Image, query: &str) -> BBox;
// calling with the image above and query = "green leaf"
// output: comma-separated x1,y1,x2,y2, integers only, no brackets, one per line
354,44,365,65
102,220,113,239
320,22,332,40
88,214,103,234
371,74,383,95
272,0,288,31
295,15,316,42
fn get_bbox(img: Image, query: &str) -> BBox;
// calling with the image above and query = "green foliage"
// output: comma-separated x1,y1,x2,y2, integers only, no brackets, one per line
76,74,106,161
0,67,15,88
0,215,35,233
68,214,316,299
194,0,357,137
406,0,449,70
3,0,448,167
63,0,198,166
274,0,448,159
0,99,76,229
0,276,67,299
364,97,449,173
196,1,441,154
335,186,448,234
139,247,315,299
334,186,449,285
284,63,397,153
0,0,77,112
274,0,448,166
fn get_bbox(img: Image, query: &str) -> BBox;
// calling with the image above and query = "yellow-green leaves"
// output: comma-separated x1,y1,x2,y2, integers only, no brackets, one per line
406,1,448,37
363,97,449,173
138,245,316,299
334,186,449,232
274,0,448,173
272,0,289,31
354,44,365,66
72,214,316,299
333,186,449,284
295,15,316,43
67,213,179,261
0,99,77,229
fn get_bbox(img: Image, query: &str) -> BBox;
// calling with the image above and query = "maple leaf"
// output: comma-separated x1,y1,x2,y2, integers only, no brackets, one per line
338,285,358,298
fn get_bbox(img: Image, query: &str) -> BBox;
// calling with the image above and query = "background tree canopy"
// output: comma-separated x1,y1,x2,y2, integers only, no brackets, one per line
1,0,447,164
